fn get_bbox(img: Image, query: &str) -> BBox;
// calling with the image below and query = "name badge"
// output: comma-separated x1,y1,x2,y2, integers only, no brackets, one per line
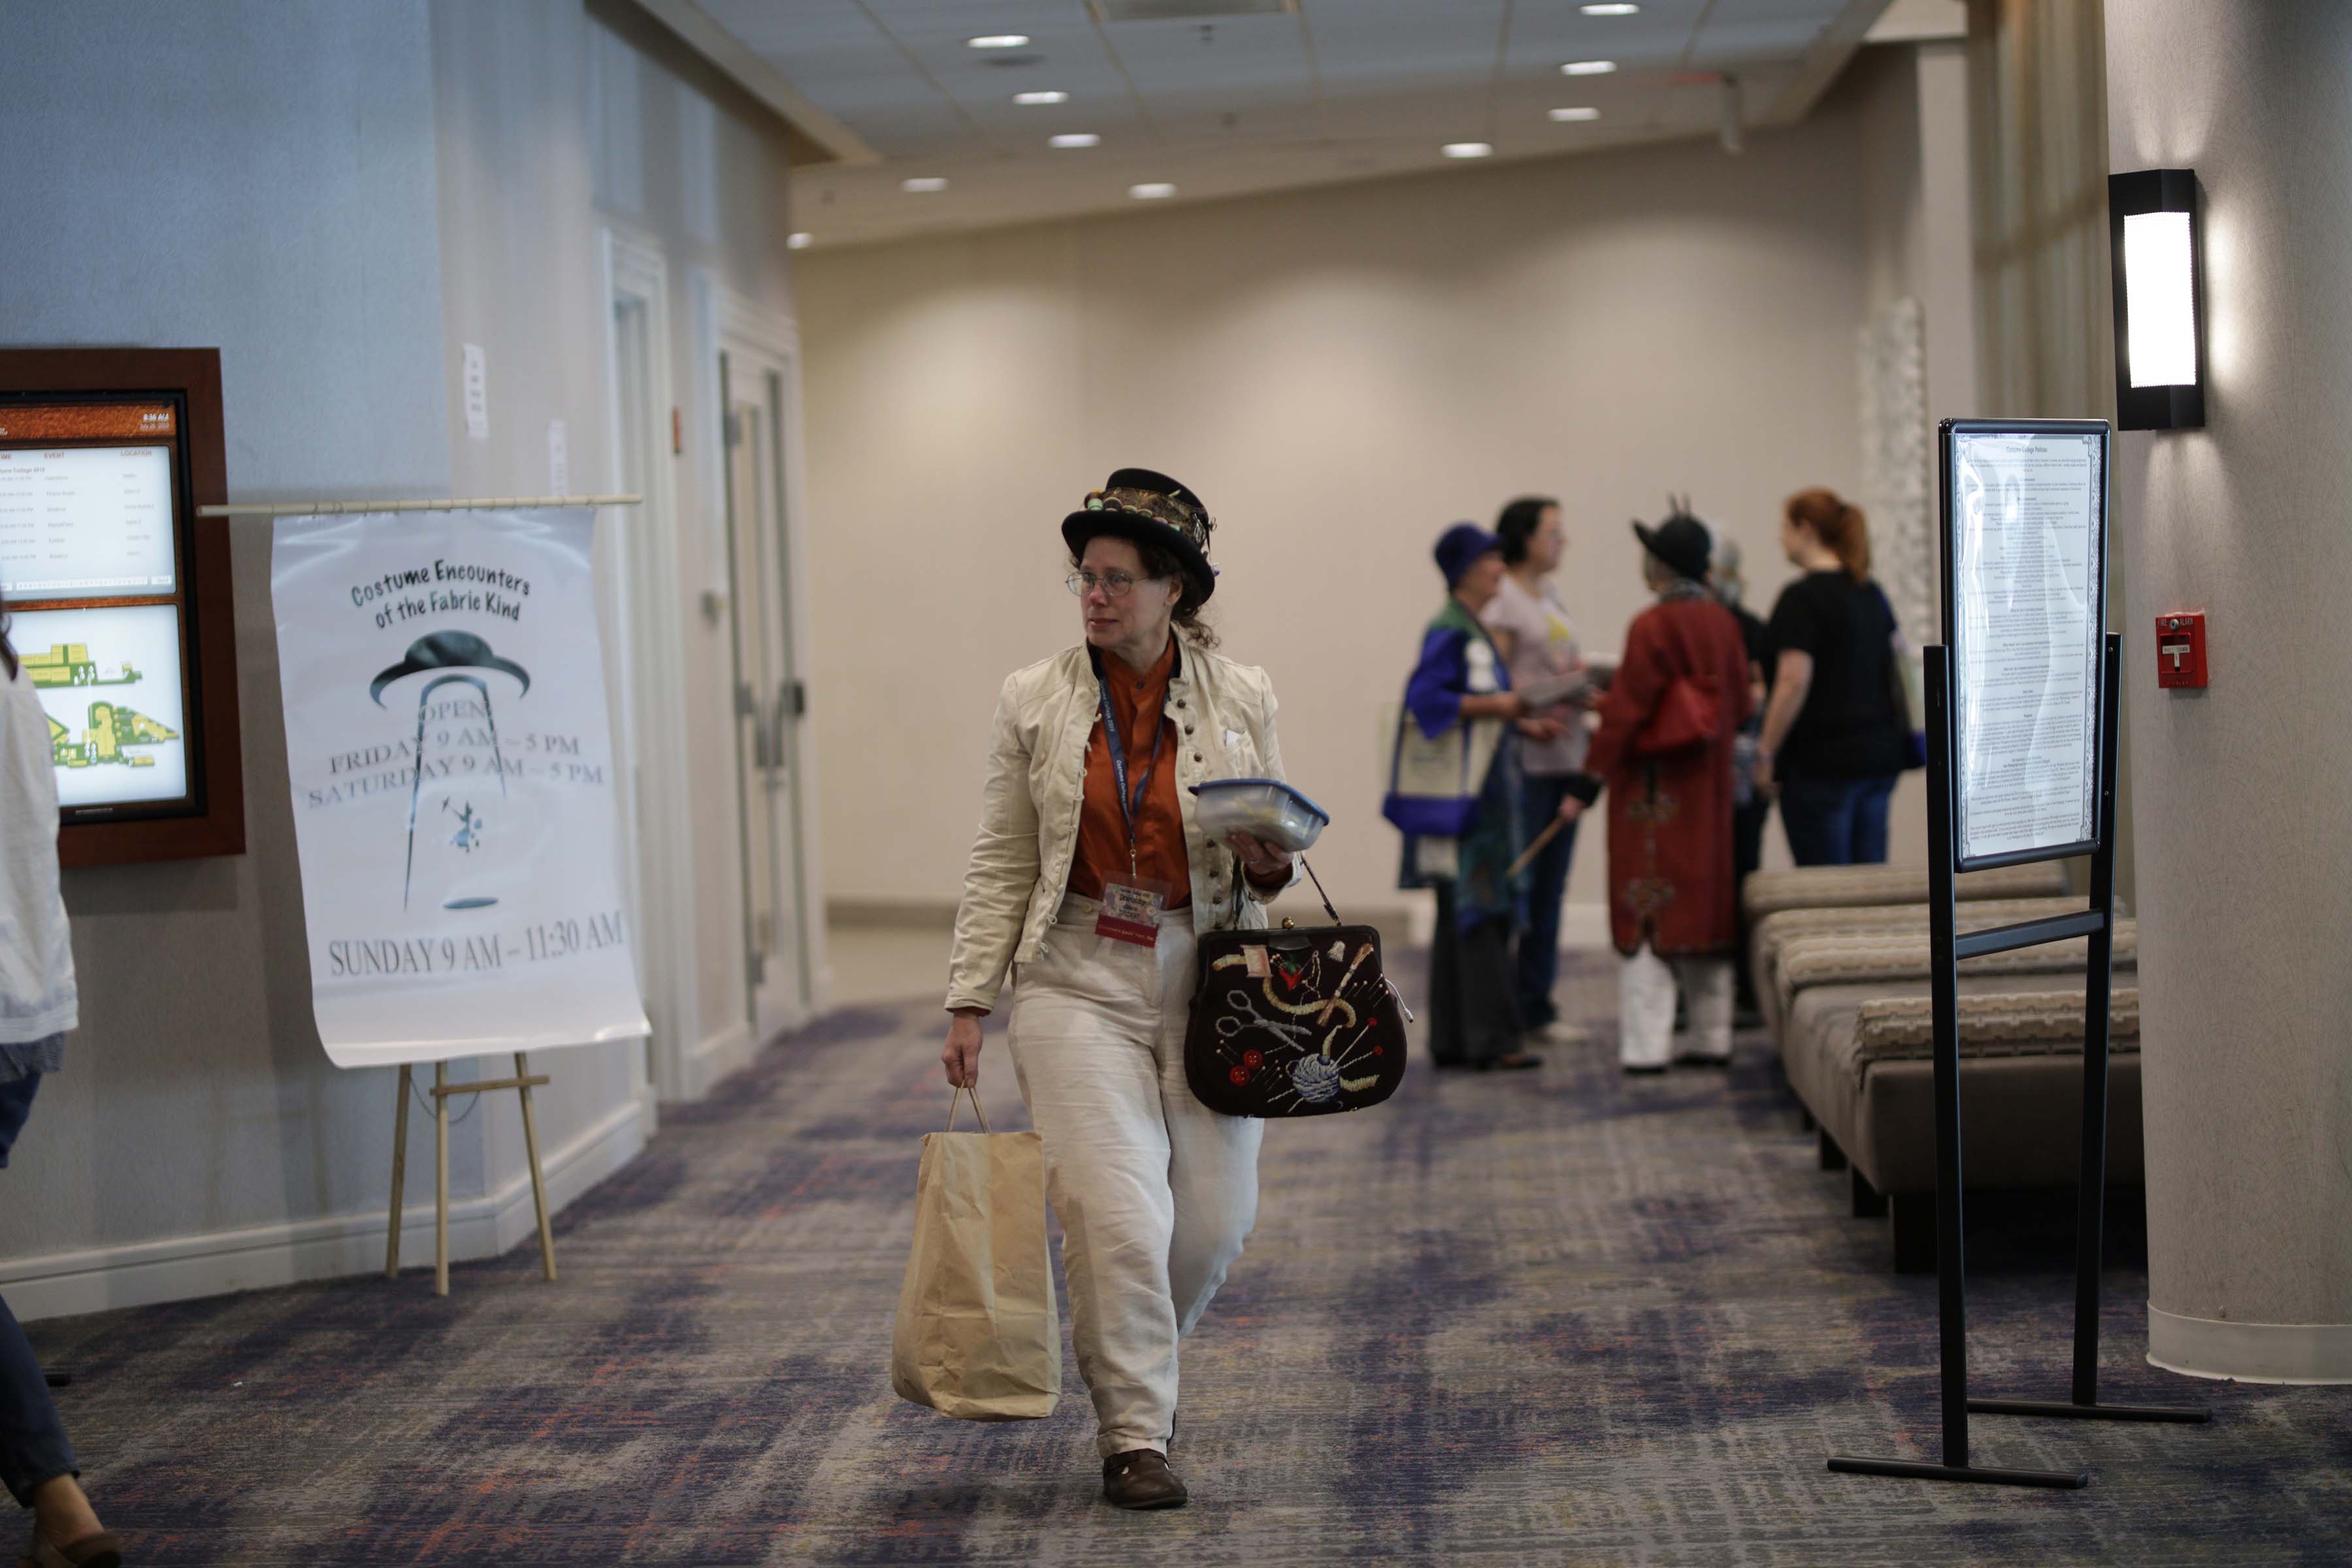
1096,879,1169,947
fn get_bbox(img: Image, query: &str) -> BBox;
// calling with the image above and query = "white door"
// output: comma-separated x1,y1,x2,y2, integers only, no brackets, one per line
601,229,698,1103
719,349,811,1041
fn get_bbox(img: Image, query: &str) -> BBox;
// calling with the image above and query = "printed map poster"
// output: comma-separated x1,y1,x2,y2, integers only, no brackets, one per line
271,509,649,1068
12,603,189,809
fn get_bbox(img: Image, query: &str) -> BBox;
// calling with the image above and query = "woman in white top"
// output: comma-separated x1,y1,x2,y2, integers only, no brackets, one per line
0,597,122,1568
1480,497,1593,1039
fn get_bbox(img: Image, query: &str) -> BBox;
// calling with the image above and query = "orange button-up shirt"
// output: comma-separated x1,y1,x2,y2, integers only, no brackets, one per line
1069,639,1193,909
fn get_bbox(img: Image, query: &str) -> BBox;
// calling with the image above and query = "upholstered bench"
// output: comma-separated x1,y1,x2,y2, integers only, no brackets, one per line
1740,860,2071,923
1790,984,2142,1271
1772,921,2137,1049
1750,897,2092,1045
1776,923,2138,1180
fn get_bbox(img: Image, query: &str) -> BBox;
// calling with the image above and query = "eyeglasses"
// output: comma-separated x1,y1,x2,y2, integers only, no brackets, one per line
1066,570,1159,599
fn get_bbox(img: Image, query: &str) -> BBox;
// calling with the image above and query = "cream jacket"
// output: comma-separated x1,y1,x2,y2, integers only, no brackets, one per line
946,642,1301,1013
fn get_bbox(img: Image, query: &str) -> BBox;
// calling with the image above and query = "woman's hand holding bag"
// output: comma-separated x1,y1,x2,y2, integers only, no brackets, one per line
941,1011,985,1088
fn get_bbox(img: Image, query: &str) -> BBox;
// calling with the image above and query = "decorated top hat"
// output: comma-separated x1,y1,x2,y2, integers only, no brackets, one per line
1061,467,1217,606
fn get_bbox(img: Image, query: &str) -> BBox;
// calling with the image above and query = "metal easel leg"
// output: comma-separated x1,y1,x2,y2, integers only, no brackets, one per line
386,1064,412,1278
434,1060,451,1298
515,1051,557,1282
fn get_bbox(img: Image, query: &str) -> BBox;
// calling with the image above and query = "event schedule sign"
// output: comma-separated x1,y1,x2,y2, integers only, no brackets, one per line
1944,422,2109,866
272,508,649,1068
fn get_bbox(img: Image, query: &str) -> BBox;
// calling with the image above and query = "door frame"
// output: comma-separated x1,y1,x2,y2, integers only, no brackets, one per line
599,224,700,1105
691,272,831,1042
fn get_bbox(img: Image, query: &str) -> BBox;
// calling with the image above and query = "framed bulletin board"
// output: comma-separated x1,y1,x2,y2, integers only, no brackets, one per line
1938,418,2110,872
0,349,245,866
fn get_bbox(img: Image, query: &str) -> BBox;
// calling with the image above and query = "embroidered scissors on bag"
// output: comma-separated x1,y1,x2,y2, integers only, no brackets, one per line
1217,989,1316,1045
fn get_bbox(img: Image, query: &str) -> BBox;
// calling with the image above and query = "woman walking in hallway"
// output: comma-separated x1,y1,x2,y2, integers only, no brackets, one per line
940,469,1298,1511
1754,487,1909,865
0,595,125,1568
1392,523,1542,1072
1556,511,1751,1073
1482,497,1594,1043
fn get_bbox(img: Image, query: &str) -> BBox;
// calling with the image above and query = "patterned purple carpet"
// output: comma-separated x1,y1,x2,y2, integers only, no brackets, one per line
18,951,2350,1564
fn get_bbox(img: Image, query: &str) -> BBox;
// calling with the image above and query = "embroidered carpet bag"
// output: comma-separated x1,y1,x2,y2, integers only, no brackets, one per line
1185,862,1409,1118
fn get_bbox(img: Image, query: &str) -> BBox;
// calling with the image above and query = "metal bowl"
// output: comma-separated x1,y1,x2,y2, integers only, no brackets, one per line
1189,777,1330,854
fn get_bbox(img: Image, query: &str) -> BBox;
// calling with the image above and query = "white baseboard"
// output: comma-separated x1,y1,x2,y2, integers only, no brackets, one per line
682,1018,756,1101
2147,1301,2352,1384
1,1094,652,1324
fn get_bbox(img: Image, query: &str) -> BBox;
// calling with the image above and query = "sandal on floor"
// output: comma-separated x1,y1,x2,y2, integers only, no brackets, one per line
1481,1051,1544,1071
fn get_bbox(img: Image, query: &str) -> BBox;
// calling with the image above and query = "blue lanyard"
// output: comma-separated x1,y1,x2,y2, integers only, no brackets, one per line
1096,663,1169,876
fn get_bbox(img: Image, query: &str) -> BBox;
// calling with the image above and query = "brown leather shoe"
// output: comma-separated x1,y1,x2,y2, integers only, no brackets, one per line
1102,1449,1188,1510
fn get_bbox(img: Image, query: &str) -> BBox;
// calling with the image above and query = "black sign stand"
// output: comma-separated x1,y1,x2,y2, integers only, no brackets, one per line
1835,630,2201,1495
1827,641,2091,1489
1833,417,2210,1488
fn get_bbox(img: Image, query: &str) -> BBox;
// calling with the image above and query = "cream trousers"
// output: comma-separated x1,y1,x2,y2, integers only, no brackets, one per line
1620,943,1734,1068
1005,896,1263,1459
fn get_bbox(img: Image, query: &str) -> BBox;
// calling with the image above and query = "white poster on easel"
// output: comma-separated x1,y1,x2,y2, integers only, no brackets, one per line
1947,424,2108,866
270,508,649,1068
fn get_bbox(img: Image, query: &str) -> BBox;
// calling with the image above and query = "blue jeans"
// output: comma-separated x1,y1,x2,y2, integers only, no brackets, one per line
1511,773,1582,1028
1778,770,1898,866
0,1073,77,1507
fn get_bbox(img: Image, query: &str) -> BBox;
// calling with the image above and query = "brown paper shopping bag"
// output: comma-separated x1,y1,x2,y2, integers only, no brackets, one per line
889,1084,1061,1420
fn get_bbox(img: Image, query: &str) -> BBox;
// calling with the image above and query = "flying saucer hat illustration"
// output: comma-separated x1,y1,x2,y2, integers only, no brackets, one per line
369,631,532,705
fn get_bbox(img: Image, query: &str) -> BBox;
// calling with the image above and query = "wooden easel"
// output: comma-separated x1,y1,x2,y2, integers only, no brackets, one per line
384,1054,557,1296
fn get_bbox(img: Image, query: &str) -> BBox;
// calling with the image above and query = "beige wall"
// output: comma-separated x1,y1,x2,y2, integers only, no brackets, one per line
800,106,1912,941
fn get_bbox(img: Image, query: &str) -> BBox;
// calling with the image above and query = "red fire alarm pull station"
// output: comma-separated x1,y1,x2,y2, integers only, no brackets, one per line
2156,612,2208,689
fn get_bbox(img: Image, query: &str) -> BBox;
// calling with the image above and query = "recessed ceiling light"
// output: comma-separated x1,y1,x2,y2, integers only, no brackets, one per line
1562,59,1618,76
902,176,948,193
1549,106,1601,122
1581,3,1640,14
1049,133,1101,149
1014,90,1069,105
1442,142,1494,159
787,232,812,250
1130,182,1177,199
966,34,1030,48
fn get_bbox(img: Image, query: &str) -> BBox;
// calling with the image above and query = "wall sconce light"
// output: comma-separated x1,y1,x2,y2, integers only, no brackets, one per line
2109,169,2206,431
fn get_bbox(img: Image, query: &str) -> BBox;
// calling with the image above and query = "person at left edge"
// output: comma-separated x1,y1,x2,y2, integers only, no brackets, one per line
939,468,1301,1513
0,587,127,1568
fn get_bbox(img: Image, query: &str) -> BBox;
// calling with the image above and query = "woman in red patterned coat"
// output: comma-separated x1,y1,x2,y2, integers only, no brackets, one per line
1558,510,1753,1073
